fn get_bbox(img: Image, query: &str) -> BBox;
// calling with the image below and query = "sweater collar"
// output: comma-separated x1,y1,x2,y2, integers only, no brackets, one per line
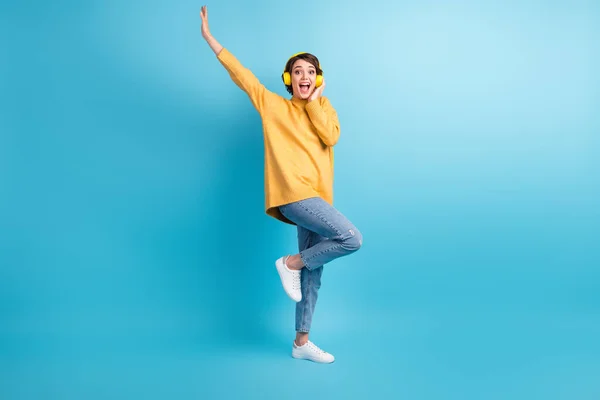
290,96,308,106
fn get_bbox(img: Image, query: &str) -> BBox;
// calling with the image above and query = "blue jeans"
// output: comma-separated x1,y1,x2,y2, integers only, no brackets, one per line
278,197,363,333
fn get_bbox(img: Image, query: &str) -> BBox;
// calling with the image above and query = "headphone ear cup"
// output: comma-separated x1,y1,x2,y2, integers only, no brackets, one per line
315,75,323,87
282,72,291,86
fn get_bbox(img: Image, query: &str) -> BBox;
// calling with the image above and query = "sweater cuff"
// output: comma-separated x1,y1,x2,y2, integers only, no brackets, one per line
305,98,323,113
216,47,233,65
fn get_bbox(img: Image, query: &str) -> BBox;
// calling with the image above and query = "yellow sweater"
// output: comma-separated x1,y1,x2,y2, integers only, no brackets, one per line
217,48,340,225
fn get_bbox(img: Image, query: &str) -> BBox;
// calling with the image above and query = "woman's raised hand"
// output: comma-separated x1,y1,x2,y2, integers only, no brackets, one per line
200,5,223,55
200,5,211,40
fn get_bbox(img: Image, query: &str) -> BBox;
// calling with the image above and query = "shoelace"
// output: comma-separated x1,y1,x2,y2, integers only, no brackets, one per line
307,341,325,354
286,256,301,290
292,271,301,290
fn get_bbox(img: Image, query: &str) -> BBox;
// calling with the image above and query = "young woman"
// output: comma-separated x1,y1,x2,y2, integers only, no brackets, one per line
200,5,362,364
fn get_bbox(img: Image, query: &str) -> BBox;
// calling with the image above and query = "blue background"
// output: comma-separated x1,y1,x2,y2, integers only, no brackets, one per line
1,0,599,399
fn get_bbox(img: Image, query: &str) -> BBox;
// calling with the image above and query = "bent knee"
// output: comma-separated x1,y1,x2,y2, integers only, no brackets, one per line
344,228,363,252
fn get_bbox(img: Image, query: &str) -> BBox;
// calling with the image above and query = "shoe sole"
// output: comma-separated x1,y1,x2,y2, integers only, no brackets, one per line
292,352,335,364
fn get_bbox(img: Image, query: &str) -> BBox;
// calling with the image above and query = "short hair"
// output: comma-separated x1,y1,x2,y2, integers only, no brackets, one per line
282,53,322,95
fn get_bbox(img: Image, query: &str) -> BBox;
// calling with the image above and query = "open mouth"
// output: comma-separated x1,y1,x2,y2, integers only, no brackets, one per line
299,83,311,95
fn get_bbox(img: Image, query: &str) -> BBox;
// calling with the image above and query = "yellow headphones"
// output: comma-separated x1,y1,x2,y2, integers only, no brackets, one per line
282,52,323,88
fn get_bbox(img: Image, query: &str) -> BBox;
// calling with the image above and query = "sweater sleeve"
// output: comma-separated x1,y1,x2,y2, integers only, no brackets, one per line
305,96,340,147
216,48,271,114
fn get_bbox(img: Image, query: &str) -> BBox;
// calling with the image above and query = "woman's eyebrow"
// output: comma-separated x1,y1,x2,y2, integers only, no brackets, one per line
293,65,315,70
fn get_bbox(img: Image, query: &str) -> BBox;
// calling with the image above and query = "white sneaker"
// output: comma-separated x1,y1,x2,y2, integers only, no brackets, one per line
275,256,302,302
292,340,335,364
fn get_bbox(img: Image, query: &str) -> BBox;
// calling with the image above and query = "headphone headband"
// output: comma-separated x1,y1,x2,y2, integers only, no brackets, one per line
285,52,322,70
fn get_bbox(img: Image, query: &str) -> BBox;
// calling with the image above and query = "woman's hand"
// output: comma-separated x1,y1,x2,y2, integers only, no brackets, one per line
200,5,211,40
308,78,326,102
200,5,223,55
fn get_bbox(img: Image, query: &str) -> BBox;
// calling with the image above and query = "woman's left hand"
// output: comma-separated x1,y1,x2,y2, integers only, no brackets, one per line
308,78,326,102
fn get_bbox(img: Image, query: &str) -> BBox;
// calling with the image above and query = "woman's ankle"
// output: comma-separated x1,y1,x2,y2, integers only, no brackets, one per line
295,333,309,346
286,254,304,270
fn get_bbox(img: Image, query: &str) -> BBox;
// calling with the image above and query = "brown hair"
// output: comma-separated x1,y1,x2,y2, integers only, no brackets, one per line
282,53,323,95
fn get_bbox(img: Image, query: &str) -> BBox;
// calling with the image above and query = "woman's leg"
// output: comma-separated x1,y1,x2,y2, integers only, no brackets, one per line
295,225,326,344
279,197,363,271
282,207,347,364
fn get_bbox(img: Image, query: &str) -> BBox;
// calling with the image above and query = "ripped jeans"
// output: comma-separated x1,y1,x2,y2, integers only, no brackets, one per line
278,196,363,332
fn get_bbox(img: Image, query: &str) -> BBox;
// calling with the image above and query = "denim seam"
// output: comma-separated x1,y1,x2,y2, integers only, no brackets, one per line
295,201,342,237
302,280,310,331
302,236,311,331
303,243,344,268
297,231,312,332
299,251,310,270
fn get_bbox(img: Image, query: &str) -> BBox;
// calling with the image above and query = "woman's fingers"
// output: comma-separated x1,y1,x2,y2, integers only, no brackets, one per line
200,5,210,37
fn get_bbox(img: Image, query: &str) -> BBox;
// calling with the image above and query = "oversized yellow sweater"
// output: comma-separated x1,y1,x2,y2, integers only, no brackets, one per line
217,48,340,225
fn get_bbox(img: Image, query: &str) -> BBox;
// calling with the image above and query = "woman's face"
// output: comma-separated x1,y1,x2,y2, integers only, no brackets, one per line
291,59,318,99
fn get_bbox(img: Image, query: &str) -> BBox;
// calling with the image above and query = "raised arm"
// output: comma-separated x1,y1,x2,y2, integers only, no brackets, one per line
305,80,340,146
200,5,271,113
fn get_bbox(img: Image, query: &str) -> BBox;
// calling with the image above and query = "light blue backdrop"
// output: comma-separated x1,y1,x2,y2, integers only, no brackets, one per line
1,0,599,399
